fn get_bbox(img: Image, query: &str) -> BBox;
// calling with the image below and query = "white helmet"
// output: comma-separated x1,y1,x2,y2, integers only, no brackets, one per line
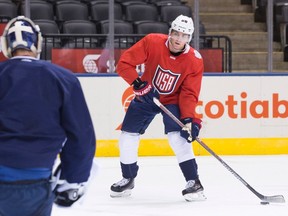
169,15,194,42
0,16,42,59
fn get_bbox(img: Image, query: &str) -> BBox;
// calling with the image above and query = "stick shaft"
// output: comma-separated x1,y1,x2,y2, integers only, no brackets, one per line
153,98,285,203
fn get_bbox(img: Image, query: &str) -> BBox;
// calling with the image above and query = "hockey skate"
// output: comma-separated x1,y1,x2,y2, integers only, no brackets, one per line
110,178,135,198
182,179,207,202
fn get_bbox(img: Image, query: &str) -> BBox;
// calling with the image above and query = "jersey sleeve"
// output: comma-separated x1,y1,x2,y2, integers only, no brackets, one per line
116,35,150,85
59,78,96,183
179,51,204,120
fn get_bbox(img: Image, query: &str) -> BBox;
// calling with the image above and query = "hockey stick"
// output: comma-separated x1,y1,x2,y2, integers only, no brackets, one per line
153,97,285,204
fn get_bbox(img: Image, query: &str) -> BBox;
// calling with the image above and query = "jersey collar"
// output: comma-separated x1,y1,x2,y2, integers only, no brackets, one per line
165,38,191,54
11,56,38,61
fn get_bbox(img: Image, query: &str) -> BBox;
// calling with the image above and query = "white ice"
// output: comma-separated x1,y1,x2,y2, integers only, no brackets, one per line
52,155,288,216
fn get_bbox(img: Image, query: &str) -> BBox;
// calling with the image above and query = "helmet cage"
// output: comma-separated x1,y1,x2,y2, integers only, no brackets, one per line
0,16,42,58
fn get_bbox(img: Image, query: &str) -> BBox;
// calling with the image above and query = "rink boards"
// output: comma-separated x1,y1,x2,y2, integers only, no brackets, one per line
78,73,288,156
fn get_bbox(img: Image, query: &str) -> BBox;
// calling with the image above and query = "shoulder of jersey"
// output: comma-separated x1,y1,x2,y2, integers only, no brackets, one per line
188,48,202,60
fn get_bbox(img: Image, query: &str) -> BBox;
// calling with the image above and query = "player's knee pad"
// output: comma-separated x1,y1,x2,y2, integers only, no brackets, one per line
167,131,195,163
119,131,140,164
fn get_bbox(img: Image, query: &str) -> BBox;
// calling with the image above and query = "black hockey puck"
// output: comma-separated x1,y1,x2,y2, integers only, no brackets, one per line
260,201,269,205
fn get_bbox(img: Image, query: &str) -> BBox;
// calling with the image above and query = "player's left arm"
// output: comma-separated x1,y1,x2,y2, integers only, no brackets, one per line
179,50,204,141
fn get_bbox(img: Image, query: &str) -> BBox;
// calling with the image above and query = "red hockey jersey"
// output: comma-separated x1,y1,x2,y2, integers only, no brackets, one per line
117,33,204,120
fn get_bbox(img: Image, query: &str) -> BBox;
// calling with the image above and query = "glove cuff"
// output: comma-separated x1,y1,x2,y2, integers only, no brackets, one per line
181,118,202,128
132,77,145,89
192,118,202,129
56,181,85,192
133,82,152,96
181,117,192,124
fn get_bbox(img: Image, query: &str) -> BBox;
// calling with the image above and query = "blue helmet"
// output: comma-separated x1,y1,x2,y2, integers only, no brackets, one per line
1,16,42,58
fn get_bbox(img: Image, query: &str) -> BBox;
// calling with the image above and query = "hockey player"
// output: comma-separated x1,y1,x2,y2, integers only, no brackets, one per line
0,16,96,215
110,15,206,202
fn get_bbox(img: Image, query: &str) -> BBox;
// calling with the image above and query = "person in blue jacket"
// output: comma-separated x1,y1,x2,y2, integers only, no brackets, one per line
0,16,96,216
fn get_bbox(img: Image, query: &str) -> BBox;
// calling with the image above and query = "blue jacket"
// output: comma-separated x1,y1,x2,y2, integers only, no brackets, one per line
0,57,96,183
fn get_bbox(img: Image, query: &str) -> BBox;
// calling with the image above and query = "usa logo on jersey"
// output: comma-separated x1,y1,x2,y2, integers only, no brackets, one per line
152,65,180,95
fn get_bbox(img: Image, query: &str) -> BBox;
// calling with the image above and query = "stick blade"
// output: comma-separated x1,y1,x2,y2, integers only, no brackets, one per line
262,195,285,203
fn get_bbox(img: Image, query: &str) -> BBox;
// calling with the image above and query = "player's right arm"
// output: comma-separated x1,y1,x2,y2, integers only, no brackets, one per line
116,35,150,85
117,35,160,104
59,77,96,184
52,74,96,207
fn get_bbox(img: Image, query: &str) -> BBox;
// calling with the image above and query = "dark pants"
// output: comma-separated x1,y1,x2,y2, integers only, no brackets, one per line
121,99,181,134
0,179,54,216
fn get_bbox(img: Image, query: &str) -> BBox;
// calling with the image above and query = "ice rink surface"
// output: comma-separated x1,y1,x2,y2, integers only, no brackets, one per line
52,155,288,216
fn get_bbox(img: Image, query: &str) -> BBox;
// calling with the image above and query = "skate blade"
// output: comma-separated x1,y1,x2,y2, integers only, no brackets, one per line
110,189,132,198
183,191,207,202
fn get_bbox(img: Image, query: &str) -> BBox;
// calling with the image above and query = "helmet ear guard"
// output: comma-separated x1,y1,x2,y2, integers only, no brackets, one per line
0,16,42,59
169,14,194,43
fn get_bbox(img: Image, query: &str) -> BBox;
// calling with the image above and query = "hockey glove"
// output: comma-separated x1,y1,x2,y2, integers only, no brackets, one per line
54,180,86,207
133,78,159,104
180,118,201,143
52,163,86,207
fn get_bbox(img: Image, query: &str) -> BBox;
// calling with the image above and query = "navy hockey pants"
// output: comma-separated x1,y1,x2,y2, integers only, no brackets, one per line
0,179,54,216
120,99,191,179
121,99,182,134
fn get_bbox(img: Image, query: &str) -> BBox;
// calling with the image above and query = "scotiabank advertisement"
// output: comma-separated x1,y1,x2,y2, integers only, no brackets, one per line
79,75,288,140
197,75,288,138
